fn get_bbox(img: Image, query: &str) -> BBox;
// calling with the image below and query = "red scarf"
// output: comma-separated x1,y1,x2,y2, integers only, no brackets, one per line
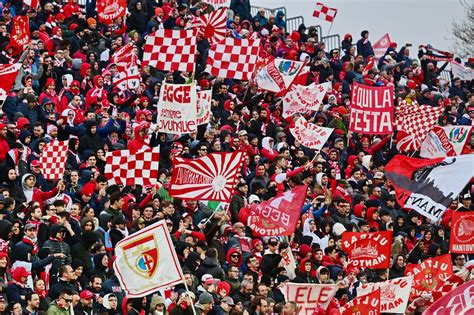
22,236,38,255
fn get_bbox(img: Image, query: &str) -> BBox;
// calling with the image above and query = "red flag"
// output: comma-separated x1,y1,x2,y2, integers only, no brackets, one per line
248,185,307,236
23,0,39,9
104,146,160,186
97,0,126,25
192,8,227,45
169,152,244,202
313,2,338,22
40,141,69,180
111,43,138,72
341,231,392,269
341,289,381,315
372,33,391,59
0,64,21,102
423,279,474,315
10,16,30,48
450,212,474,253
405,254,453,299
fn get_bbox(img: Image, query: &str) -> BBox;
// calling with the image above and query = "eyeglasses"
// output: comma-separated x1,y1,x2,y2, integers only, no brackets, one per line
231,255,239,258
199,148,207,151
61,297,73,303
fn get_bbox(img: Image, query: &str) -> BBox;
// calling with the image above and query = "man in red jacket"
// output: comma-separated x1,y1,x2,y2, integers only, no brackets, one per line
0,123,9,163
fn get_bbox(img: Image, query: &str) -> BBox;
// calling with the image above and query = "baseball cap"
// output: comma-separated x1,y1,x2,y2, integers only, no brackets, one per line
238,130,248,136
24,223,37,231
31,160,40,168
201,274,214,285
15,266,31,278
222,296,235,306
373,172,384,180
79,290,95,299
248,194,260,204
268,237,279,245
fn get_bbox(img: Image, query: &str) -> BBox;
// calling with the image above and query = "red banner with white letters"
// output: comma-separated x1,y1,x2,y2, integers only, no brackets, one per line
349,82,394,134
97,0,126,25
450,212,474,253
405,254,453,299
341,289,381,315
342,231,392,269
10,16,30,48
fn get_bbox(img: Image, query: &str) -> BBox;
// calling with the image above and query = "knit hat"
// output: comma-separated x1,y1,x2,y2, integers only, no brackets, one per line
332,223,347,236
81,182,95,196
198,292,213,305
87,18,96,26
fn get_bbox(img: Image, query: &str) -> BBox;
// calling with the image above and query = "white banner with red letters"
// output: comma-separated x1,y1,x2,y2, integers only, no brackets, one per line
420,126,471,158
283,283,338,314
113,220,184,297
349,82,394,134
450,212,474,253
423,280,474,315
157,81,197,134
290,117,333,150
196,90,212,126
357,276,413,314
283,82,331,118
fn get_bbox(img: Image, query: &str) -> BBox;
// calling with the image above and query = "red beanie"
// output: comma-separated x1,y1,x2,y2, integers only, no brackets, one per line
299,244,312,259
81,182,95,196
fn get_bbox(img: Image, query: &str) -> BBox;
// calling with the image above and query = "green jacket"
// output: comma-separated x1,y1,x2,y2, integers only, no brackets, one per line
47,301,71,315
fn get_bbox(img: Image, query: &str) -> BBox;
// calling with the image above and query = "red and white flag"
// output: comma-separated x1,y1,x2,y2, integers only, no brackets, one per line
385,154,474,221
342,231,392,269
192,8,227,45
113,220,184,297
372,33,392,60
420,126,471,158
248,185,307,236
23,0,39,9
169,152,244,202
450,212,474,253
424,280,474,315
405,254,453,299
313,2,338,22
40,141,69,180
111,43,138,72
196,90,212,126
450,60,474,81
206,37,260,80
113,65,140,91
104,146,160,186
341,289,381,315
0,64,21,102
97,0,126,25
282,283,338,314
254,58,306,93
290,117,333,150
143,29,196,72
350,82,394,135
395,102,443,152
357,276,413,314
282,82,331,117
10,16,30,48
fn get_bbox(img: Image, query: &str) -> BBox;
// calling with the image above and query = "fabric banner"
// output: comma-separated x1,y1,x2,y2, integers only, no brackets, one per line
420,126,471,158
405,254,453,299
97,0,127,25
113,65,140,91
341,289,381,315
423,280,474,315
349,82,394,134
196,90,212,126
357,276,413,314
0,64,21,102
290,117,333,150
255,58,306,93
111,43,137,72
192,7,227,45
113,220,184,297
169,152,244,202
282,82,331,117
40,140,69,180
157,81,197,134
281,249,297,280
341,231,392,269
248,185,307,236
372,33,391,60
385,154,474,221
451,61,474,81
10,16,30,48
283,283,338,314
450,212,474,253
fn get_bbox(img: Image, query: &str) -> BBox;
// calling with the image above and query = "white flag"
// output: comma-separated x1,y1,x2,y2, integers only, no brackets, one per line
290,117,333,150
283,82,331,117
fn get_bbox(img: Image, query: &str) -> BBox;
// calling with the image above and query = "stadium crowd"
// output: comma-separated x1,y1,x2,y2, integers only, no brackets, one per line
0,0,473,314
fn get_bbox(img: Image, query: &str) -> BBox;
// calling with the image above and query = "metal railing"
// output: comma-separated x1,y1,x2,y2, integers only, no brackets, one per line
250,6,287,19
440,70,452,84
286,16,304,33
322,34,341,51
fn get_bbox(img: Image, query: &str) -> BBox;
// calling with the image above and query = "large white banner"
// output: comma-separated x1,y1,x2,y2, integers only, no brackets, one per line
357,276,413,313
196,90,212,126
113,220,184,297
157,81,197,134
290,117,333,150
283,82,331,118
451,61,474,81
420,126,471,158
283,283,338,314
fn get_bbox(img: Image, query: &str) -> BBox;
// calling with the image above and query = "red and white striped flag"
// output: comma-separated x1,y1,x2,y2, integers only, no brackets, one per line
23,0,39,9
142,29,196,72
313,2,338,22
192,8,227,45
104,146,160,186
169,152,244,202
395,102,444,152
372,33,392,60
0,64,21,103
111,43,137,72
40,141,69,180
206,37,260,80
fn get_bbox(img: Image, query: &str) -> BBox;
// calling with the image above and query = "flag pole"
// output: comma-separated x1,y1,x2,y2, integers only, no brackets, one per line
182,276,198,315
326,21,334,37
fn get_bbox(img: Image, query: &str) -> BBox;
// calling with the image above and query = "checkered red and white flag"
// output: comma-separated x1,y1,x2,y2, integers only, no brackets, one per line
395,102,443,152
111,43,137,72
313,2,338,22
192,7,227,45
40,140,69,180
142,29,196,72
104,146,160,186
206,37,260,80
169,152,244,202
